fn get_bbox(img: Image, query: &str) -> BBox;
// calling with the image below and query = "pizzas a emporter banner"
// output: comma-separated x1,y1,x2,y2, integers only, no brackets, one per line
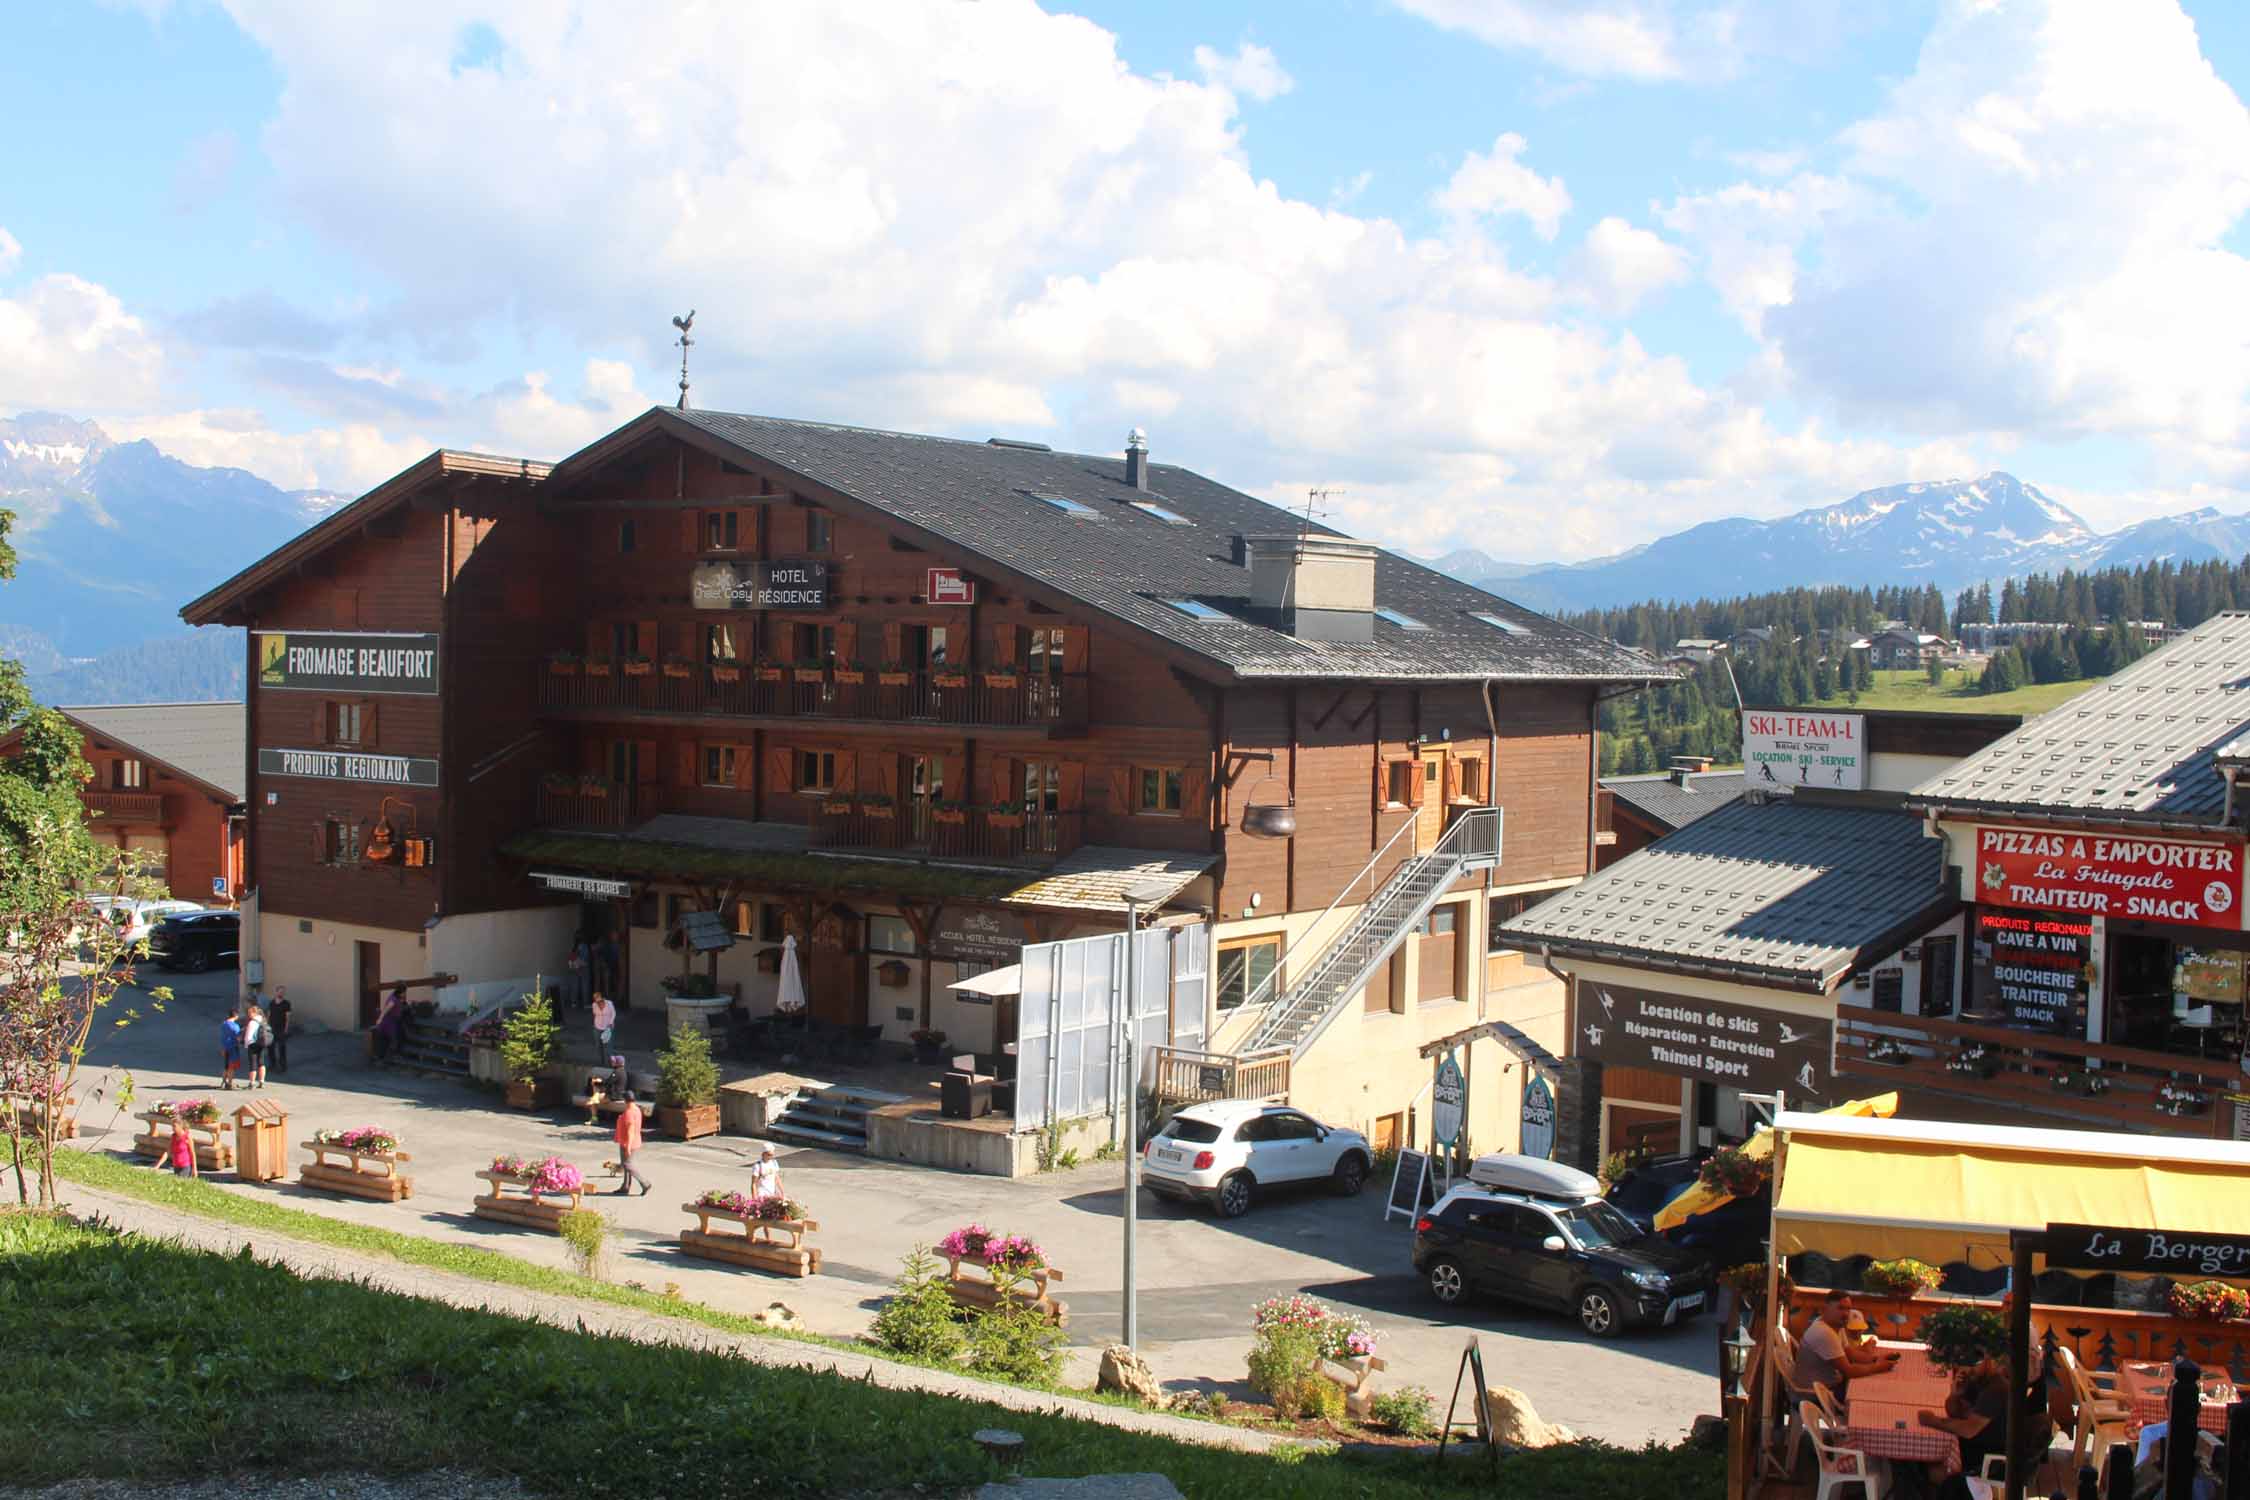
257,632,439,694
1974,824,2243,929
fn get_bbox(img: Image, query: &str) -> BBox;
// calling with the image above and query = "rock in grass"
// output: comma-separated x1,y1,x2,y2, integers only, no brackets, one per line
751,1301,800,1329
1096,1344,1167,1406
973,1428,1025,1462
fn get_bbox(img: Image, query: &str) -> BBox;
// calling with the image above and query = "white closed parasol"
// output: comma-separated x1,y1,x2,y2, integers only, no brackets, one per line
775,933,808,1015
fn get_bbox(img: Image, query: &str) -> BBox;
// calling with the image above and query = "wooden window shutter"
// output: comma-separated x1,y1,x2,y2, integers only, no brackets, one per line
990,628,1018,669
1181,764,1210,822
1058,762,1085,811
581,738,604,773
313,818,328,862
1407,760,1426,803
671,621,695,660
636,738,659,784
881,622,903,667
874,754,899,800
678,741,698,787
636,620,658,658
681,510,699,553
361,701,379,750
835,620,858,665
1108,764,1133,813
1061,628,1089,674
765,743,793,794
940,753,965,801
990,755,1017,807
314,699,331,745
835,750,857,795
1442,757,1459,803
586,619,607,657
734,744,755,792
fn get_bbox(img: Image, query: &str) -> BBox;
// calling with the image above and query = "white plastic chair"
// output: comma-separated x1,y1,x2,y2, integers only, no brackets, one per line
2053,1346,2133,1478
1799,1400,1875,1500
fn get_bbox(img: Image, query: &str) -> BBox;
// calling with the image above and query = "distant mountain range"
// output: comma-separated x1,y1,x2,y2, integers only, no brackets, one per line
0,412,329,701
1426,473,2250,613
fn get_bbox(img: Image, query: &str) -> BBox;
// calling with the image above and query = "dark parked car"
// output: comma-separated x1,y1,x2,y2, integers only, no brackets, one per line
148,911,240,973
1607,1151,1768,1268
1413,1184,1717,1337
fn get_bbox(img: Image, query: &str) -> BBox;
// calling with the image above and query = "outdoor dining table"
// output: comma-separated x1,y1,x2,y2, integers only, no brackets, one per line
2117,1360,2234,1437
1841,1341,1964,1478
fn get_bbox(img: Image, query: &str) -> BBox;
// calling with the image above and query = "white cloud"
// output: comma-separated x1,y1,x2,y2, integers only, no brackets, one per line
0,270,165,413
1192,41,1293,102
1570,216,1689,314
0,228,19,277
1434,132,1572,239
1389,0,1855,84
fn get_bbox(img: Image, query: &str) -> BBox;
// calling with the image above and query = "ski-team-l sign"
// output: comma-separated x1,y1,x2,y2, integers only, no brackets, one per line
1974,824,2242,929
1743,711,1865,791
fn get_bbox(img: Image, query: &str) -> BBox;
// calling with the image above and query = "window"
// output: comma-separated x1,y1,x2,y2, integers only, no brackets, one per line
1454,757,1484,802
1216,935,1280,1011
701,745,737,787
1026,491,1098,519
732,900,755,937
1488,889,1557,951
609,739,642,786
1386,760,1416,807
869,915,916,956
1131,501,1192,525
610,621,637,657
704,511,740,551
1135,766,1183,815
792,622,837,663
759,903,786,943
321,817,359,864
796,749,838,793
326,703,364,747
618,519,637,554
1420,906,1457,937
1160,597,1232,622
908,623,950,667
664,894,688,931
1871,969,1904,1014
112,758,147,790
1267,1112,1321,1142
1470,610,1529,635
1375,607,1428,630
1023,760,1060,814
704,624,740,663
806,509,832,552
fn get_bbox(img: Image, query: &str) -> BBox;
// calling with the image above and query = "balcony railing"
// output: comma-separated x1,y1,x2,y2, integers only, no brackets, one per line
1834,1009,2239,1134
534,780,673,832
539,663,1088,731
810,804,1082,863
84,790,165,822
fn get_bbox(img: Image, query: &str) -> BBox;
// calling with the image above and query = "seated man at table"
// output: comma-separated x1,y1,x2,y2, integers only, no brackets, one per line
1796,1291,1900,1397
1917,1358,2054,1484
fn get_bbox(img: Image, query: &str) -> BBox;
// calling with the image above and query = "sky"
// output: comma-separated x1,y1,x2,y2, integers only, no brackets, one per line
7,0,2250,565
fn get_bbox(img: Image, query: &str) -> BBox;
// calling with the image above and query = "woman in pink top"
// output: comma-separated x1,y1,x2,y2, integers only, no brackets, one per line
591,993,617,1052
163,1122,197,1177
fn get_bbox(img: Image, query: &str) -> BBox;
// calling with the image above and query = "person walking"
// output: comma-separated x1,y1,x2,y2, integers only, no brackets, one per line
372,987,408,1064
597,929,621,997
268,986,292,1074
567,937,592,1011
159,1119,198,1177
749,1143,782,1203
591,991,617,1054
613,1090,652,1196
242,1003,270,1089
219,1013,243,1090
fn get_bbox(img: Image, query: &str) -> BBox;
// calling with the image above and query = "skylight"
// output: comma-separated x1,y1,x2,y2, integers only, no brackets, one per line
1375,607,1429,631
1161,597,1234,623
1025,491,1098,518
1132,500,1192,526
1471,611,1529,635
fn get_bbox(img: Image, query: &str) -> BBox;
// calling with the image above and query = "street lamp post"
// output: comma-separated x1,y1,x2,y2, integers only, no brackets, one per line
1118,877,1175,1353
1720,1304,1756,1500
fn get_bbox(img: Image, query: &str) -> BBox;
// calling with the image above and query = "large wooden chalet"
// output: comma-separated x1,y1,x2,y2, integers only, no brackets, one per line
182,408,1662,1148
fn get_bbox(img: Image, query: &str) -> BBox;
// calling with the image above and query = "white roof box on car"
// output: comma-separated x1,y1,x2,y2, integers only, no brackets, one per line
1467,1152,1601,1201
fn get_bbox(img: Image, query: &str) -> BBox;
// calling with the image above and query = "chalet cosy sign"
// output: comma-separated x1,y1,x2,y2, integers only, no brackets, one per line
689,559,830,611
1974,825,2243,929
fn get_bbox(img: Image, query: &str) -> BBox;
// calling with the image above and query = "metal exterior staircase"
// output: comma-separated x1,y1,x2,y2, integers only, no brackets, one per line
1235,806,1501,1059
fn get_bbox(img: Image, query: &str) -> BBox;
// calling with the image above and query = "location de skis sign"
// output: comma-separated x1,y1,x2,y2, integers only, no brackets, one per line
1744,710,1865,791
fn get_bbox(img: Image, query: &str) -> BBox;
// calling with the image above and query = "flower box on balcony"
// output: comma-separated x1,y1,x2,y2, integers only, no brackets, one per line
542,773,577,795
862,798,896,819
932,672,969,689
932,805,969,826
547,654,581,676
833,668,866,685
711,664,742,683
660,658,692,679
755,664,784,682
987,809,1024,829
621,656,654,677
583,657,614,678
822,798,856,815
877,669,912,686
983,672,1020,689
577,777,609,798
793,667,827,684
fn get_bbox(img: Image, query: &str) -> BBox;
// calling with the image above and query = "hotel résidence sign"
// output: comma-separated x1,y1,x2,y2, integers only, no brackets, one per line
257,632,439,695
1974,824,2243,929
1577,980,1834,1104
689,558,830,611
258,748,440,788
1744,710,1865,791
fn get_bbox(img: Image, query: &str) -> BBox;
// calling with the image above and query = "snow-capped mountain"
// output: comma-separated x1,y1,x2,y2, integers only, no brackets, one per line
1449,473,2161,612
0,411,333,670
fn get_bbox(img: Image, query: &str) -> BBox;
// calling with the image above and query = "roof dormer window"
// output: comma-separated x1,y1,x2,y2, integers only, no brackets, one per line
1025,492,1097,519
1376,607,1429,631
1471,611,1529,635
1131,500,1192,526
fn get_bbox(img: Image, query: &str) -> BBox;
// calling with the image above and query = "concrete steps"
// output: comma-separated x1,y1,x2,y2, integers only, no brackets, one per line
391,1015,471,1080
766,1084,908,1152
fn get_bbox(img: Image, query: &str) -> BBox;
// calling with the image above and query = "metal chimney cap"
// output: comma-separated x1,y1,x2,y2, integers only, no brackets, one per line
1127,427,1148,451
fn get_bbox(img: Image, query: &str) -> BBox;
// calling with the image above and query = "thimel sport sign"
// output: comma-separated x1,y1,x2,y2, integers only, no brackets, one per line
257,748,440,788
256,631,439,695
1974,825,2242,929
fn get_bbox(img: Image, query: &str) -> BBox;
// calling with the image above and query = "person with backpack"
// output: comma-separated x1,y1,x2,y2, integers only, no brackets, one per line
219,1013,243,1090
267,986,292,1074
242,1003,270,1089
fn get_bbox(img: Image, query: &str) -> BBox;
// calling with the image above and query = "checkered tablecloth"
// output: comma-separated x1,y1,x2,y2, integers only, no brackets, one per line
1843,1347,1964,1474
2117,1362,2232,1436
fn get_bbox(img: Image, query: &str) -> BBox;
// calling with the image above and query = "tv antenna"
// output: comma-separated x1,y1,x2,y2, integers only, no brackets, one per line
1302,486,1343,541
671,309,696,409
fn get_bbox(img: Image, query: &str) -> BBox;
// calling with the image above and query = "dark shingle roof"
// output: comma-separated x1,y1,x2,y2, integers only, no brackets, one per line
621,409,1666,684
61,702,244,800
1909,612,2250,827
1601,769,1746,832
1496,797,1949,988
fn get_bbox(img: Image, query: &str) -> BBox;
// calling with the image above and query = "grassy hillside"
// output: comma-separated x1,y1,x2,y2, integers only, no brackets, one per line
1848,667,2101,716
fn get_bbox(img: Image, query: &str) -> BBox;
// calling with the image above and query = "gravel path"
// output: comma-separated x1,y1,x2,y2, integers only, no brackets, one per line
56,1181,1305,1459
0,1475,524,1500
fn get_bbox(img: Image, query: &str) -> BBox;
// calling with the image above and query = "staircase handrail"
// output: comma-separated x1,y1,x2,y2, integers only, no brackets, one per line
1233,811,1425,1017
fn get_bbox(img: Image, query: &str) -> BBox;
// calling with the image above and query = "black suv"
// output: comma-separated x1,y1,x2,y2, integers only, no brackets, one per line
1412,1188,1716,1337
148,911,240,973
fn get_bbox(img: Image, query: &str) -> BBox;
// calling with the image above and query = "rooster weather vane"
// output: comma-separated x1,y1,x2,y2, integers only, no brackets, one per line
672,309,696,410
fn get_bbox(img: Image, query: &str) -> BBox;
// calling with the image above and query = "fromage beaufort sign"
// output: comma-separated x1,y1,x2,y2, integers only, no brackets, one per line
257,632,438,695
1975,825,2243,929
1744,711,1864,791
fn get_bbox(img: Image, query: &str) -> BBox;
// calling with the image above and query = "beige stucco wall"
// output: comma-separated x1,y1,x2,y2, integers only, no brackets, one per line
254,911,428,1032
428,906,579,997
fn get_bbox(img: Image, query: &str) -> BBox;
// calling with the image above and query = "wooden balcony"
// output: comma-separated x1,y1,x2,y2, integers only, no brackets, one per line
1150,1045,1293,1105
810,804,1081,864
84,790,165,823
1834,1009,2238,1136
538,663,1088,733
533,780,674,832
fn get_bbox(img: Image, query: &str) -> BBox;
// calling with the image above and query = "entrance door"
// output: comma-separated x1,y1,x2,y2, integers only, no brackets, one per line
903,754,942,847
1919,935,1958,1016
354,940,383,1029
1026,627,1065,721
1416,748,1450,850
1022,759,1061,855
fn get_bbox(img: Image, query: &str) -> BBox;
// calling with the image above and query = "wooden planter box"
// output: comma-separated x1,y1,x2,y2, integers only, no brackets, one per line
661,663,691,679
983,673,1020,689
711,666,742,683
987,812,1024,829
301,1142,414,1202
584,661,613,678
472,1168,587,1233
793,668,827,684
577,780,609,798
622,661,654,677
833,670,866,686
679,1203,822,1276
505,1076,564,1111
132,1111,233,1171
822,799,856,815
864,803,896,819
945,1256,1067,1327
877,671,911,686
547,659,579,676
932,674,969,689
932,809,968,826
1321,1354,1386,1423
654,1102,721,1140
755,667,784,682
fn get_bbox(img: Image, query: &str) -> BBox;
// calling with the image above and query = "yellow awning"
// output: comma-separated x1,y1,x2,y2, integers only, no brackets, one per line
1651,1092,1897,1232
1772,1116,2250,1271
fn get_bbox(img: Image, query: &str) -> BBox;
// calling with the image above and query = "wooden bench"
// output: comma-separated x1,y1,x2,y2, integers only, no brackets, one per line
471,1167,586,1233
571,1093,638,1128
5,1091,76,1139
132,1111,233,1171
299,1142,414,1202
678,1203,822,1277
1323,1353,1387,1422
945,1256,1067,1327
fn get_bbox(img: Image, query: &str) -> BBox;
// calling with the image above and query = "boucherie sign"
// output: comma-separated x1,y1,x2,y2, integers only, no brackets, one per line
1976,825,2244,928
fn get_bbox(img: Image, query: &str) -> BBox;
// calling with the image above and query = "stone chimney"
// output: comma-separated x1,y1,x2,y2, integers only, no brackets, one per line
1244,534,1378,644
1669,755,1715,786
1124,427,1149,490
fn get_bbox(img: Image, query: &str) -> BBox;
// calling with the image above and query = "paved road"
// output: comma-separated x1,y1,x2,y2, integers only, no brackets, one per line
62,968,1716,1445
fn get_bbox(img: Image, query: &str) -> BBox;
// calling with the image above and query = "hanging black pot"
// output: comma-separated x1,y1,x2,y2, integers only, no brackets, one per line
1239,771,1296,839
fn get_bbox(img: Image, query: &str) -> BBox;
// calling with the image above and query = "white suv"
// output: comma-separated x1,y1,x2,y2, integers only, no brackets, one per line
110,898,205,953
1140,1100,1372,1218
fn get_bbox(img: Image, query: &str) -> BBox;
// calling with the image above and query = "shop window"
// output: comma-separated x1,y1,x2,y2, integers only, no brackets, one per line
1216,935,1280,1011
701,745,737,787
113,758,147,790
806,509,833,553
1488,889,1557,952
869,915,916,956
618,520,637,554
1135,766,1183,816
704,511,740,551
795,750,837,793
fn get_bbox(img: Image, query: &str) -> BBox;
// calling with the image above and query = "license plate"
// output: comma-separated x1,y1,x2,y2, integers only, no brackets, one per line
1157,1148,1183,1163
1676,1292,1705,1312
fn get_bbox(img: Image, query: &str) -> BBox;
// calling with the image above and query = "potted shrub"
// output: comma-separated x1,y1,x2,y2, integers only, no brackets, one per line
987,801,1025,829
654,1025,722,1140
660,654,693,679
2169,1281,2250,1323
500,991,563,1110
1696,1144,1769,1198
621,652,654,677
582,654,614,678
1863,1258,1944,1298
547,650,581,676
1918,1305,2008,1372
910,1027,949,1065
